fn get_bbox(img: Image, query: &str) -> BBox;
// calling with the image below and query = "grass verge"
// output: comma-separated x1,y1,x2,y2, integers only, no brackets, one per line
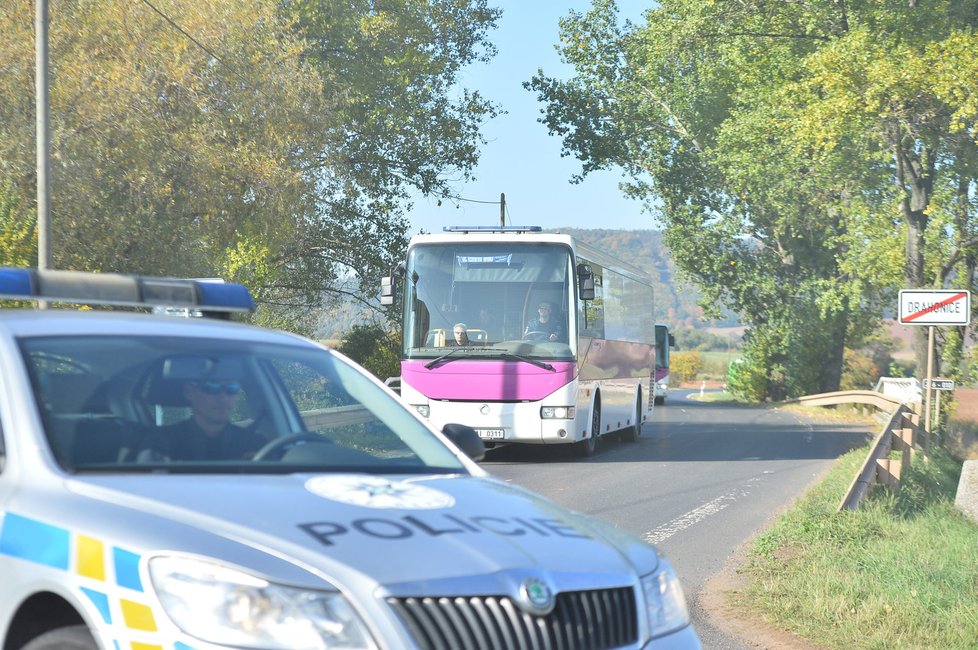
734,446,978,649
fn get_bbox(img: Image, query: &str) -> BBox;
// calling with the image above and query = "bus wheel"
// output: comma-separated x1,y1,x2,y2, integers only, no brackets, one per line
22,626,98,650
622,394,642,443
576,403,600,457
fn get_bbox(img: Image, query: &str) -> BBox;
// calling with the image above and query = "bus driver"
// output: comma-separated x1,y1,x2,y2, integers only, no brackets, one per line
524,301,564,342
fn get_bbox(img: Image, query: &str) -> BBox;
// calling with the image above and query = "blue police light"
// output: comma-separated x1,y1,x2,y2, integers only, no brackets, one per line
0,268,255,313
443,225,543,233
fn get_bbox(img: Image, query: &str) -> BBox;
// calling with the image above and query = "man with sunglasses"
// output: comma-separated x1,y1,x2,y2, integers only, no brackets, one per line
523,301,564,342
138,379,265,462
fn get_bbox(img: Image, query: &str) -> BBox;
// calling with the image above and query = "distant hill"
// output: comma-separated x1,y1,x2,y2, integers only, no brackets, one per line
314,228,740,338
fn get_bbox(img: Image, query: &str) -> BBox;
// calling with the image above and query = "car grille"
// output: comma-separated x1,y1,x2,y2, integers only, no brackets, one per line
387,586,638,650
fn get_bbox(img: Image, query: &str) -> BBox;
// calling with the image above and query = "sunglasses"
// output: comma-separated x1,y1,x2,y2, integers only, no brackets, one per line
193,381,242,396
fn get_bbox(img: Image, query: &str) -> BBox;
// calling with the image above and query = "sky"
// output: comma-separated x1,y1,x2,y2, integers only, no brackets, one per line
406,1,654,235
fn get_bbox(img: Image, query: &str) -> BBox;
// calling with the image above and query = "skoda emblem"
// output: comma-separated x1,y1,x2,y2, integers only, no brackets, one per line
518,577,555,615
480,404,490,415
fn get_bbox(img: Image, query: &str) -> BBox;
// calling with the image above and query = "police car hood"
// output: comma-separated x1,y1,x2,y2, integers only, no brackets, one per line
71,472,659,587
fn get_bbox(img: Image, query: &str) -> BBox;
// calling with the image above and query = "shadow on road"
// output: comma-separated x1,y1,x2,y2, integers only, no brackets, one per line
481,393,874,466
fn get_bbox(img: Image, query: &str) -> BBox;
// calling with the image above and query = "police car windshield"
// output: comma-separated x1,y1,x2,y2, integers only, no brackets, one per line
19,335,467,475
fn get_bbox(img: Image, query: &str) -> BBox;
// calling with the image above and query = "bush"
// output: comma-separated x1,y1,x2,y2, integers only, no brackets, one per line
727,357,768,401
670,350,702,383
336,324,401,381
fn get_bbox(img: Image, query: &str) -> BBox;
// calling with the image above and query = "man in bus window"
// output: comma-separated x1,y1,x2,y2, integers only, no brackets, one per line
524,301,564,342
450,323,471,346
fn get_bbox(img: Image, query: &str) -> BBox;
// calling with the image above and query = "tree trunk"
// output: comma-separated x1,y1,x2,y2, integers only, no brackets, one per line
893,131,934,376
820,307,848,393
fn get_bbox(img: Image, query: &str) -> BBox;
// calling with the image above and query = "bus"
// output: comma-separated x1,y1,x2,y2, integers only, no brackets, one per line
654,323,676,404
382,225,659,456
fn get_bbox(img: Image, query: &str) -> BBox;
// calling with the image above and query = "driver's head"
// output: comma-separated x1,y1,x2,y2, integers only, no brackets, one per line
183,380,241,434
537,302,552,321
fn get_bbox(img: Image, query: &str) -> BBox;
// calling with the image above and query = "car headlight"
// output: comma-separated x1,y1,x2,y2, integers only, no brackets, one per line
642,560,691,639
149,556,375,650
541,406,575,419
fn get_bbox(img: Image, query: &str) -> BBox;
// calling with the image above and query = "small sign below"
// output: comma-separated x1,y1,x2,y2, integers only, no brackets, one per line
923,378,954,391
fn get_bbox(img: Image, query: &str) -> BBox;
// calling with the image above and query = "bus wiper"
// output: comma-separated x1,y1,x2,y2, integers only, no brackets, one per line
425,348,555,371
499,352,555,371
424,348,469,369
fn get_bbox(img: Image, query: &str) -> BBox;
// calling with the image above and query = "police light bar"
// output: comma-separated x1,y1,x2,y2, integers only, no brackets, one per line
0,268,255,313
443,225,543,233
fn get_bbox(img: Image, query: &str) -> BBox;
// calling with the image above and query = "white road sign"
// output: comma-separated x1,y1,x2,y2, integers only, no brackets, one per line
898,290,971,326
923,378,954,391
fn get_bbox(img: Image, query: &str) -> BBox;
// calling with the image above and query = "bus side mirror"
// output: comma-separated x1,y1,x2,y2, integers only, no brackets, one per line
580,276,595,301
380,276,395,306
578,265,595,301
669,333,676,347
380,262,405,306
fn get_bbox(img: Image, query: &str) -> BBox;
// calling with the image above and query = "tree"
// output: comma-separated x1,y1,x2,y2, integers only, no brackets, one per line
527,0,978,398
337,324,401,381
0,182,36,267
0,0,499,332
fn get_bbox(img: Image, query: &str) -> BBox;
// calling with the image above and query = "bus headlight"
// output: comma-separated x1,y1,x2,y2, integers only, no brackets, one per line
641,560,691,639
414,405,430,418
541,406,575,419
149,556,375,649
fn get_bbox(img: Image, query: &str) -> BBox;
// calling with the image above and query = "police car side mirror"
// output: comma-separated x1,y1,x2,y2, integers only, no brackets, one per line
441,423,486,462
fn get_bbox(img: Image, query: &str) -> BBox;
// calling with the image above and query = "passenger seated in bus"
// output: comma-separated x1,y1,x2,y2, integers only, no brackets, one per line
524,301,565,342
475,307,498,341
448,323,471,346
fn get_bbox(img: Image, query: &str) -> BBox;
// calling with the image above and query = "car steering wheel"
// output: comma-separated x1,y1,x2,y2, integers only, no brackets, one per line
252,432,328,461
523,330,549,341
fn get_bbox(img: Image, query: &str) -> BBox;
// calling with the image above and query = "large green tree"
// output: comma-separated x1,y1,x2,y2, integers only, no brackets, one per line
0,0,498,332
528,0,978,398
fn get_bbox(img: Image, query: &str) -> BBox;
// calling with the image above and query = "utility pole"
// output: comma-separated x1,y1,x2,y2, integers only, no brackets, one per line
499,193,505,227
36,0,52,272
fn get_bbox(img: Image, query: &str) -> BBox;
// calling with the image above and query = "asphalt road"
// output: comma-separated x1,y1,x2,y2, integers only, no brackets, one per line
480,388,874,649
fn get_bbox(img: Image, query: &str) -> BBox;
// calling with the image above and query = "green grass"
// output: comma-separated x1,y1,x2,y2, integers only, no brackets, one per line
690,389,740,403
697,350,738,380
736,446,978,649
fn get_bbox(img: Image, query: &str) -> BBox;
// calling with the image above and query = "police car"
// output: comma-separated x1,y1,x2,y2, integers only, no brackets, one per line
0,268,701,650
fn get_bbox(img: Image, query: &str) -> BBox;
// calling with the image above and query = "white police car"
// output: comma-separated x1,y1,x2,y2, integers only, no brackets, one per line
0,268,700,650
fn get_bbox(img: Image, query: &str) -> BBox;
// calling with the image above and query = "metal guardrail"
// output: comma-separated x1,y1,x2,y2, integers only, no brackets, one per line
793,389,904,411
784,391,923,511
838,403,920,511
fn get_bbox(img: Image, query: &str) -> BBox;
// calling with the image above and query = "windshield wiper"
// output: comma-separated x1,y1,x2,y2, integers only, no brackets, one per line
424,347,470,369
424,348,556,371
499,352,555,371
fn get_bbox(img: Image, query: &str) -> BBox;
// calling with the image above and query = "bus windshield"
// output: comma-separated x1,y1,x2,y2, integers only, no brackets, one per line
402,242,576,361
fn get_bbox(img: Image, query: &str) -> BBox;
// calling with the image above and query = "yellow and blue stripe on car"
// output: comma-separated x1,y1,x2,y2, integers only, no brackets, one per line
0,512,197,650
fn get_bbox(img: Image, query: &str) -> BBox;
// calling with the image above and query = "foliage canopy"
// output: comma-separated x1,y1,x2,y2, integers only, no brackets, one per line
528,0,978,399
0,0,499,332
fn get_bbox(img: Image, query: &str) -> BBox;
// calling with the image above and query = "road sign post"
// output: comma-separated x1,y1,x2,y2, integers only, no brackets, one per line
897,290,971,449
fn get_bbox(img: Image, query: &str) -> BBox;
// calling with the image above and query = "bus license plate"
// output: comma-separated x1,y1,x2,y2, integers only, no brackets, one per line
477,428,505,440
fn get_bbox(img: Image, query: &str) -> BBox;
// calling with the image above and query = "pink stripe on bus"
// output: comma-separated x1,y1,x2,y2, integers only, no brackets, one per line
401,360,577,401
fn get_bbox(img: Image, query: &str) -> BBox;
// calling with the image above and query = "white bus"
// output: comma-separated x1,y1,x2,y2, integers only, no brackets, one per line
654,323,676,404
382,226,659,456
